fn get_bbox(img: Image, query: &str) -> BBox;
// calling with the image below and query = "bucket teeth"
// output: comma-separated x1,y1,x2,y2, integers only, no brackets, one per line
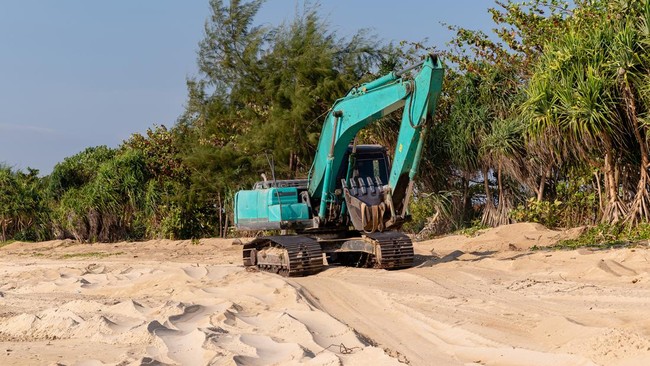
367,177,376,194
350,179,358,196
358,177,367,195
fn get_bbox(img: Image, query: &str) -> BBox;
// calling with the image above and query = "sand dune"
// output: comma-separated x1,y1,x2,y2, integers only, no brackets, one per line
1,223,649,365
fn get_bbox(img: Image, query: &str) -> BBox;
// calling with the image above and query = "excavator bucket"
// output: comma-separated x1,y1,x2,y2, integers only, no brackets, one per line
342,177,391,233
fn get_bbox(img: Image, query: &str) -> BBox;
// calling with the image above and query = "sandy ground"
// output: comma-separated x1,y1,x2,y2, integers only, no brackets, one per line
1,223,649,365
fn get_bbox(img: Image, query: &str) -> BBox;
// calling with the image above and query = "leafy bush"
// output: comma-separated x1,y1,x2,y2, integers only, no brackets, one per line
511,171,599,229
0,165,49,242
511,198,563,228
457,220,489,237
552,223,650,250
404,191,455,239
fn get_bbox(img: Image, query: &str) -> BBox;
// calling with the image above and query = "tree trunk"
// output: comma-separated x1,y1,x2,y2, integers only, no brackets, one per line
217,192,223,238
536,166,551,202
289,152,294,175
495,162,513,226
622,80,650,224
627,162,650,225
602,150,626,224
223,213,229,239
462,174,471,223
481,167,497,227
1,218,6,242
594,170,603,214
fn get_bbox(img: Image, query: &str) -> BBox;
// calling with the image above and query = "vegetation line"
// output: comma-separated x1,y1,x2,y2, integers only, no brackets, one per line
61,252,126,259
2,1,650,245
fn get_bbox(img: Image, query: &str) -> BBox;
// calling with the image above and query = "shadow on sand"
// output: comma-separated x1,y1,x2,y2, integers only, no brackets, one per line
413,249,534,267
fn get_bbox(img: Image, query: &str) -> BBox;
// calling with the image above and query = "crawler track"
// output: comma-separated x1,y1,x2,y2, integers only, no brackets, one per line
242,235,324,277
366,231,415,269
242,232,413,277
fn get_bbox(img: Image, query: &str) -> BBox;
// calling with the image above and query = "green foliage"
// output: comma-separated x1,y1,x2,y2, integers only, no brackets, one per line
551,223,650,250
512,198,563,228
553,173,600,227
0,165,49,242
403,192,453,235
197,0,266,97
512,168,599,230
186,1,391,180
124,125,187,180
48,146,116,197
457,221,490,237
61,251,125,259
520,0,650,225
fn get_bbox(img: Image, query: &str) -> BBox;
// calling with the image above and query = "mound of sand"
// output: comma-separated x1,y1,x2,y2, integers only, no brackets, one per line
418,222,585,254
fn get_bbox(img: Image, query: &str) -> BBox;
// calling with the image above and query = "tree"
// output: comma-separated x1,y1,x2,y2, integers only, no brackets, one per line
0,165,48,241
521,1,650,225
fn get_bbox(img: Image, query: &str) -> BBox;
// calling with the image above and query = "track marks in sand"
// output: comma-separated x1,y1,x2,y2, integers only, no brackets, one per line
294,272,509,365
294,249,650,366
235,334,311,366
596,259,638,277
192,272,400,365
294,266,639,366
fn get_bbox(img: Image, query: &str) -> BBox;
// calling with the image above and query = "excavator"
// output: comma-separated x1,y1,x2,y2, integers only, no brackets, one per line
234,54,444,277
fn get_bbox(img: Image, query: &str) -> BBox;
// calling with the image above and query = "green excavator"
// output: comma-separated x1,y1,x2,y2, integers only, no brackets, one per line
234,54,444,276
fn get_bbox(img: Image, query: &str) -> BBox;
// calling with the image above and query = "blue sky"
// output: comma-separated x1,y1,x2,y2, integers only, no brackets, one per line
0,0,493,174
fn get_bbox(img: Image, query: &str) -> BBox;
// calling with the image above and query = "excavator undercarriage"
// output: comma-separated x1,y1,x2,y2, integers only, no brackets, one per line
242,231,414,277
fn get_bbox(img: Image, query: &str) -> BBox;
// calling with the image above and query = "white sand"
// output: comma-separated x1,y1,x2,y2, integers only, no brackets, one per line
0,223,649,365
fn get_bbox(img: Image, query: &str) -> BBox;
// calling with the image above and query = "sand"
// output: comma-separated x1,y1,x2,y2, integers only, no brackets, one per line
0,222,649,365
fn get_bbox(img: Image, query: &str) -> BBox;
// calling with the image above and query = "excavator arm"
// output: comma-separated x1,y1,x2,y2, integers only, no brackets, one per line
308,54,444,230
